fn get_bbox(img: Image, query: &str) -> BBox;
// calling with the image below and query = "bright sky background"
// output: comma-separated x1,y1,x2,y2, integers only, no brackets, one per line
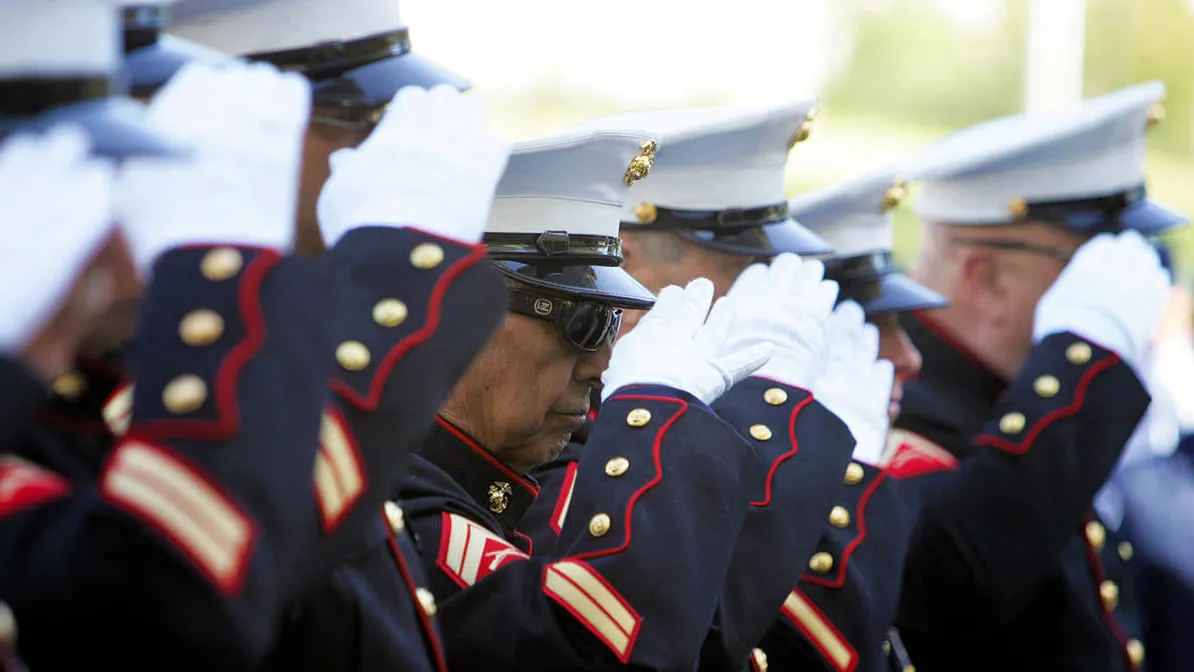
404,0,1008,107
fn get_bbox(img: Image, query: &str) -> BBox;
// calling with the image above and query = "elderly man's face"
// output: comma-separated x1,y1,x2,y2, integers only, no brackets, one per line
441,313,612,475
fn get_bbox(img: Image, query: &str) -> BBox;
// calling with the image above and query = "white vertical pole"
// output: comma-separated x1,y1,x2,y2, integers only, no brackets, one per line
1023,0,1088,114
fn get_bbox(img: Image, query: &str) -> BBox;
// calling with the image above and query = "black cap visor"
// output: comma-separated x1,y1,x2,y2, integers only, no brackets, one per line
827,252,948,316
495,261,656,310
0,97,187,159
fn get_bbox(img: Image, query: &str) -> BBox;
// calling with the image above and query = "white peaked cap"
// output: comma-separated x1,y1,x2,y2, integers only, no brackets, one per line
169,0,402,55
909,81,1167,225
571,99,819,220
788,167,905,258
487,128,660,239
0,0,158,77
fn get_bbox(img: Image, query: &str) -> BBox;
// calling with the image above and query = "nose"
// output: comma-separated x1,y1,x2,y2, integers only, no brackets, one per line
889,329,923,379
576,340,614,389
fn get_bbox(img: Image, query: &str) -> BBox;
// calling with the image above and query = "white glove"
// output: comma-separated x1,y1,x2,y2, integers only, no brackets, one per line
1034,231,1170,369
0,125,116,353
812,301,894,465
726,253,839,389
601,278,772,405
116,61,312,274
317,84,510,248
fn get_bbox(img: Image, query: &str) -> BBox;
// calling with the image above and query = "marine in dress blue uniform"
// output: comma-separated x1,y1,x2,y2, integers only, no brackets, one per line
163,2,500,670
890,81,1184,672
0,158,347,668
384,128,810,672
747,169,949,672
524,103,870,672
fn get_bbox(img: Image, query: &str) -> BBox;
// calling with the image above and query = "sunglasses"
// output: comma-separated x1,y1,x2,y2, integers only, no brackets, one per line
508,287,622,352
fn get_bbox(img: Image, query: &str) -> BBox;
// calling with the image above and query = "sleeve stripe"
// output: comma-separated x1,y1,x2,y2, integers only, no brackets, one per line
781,589,858,672
314,409,366,531
550,462,579,534
438,512,529,588
102,383,134,437
102,441,253,594
544,559,641,661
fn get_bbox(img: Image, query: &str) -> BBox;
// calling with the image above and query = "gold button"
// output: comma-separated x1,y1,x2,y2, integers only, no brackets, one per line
199,247,243,281
373,299,409,327
604,457,630,477
162,375,207,414
763,387,788,406
336,341,371,371
626,408,651,427
1086,520,1106,551
384,501,405,534
0,600,15,646
1118,541,1134,561
51,370,85,399
829,506,851,528
589,513,611,537
1066,342,1093,365
415,587,437,617
844,462,865,485
750,424,773,441
1127,638,1144,666
1033,375,1060,398
410,243,445,270
809,552,834,574
750,647,768,672
179,309,224,347
883,640,892,655
999,412,1026,435
1099,580,1119,611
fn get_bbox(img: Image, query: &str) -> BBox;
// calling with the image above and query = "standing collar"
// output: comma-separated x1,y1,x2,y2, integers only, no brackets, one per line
418,416,540,532
901,311,1009,408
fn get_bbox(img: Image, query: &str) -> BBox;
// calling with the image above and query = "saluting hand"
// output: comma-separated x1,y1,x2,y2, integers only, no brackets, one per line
1034,230,1170,370
317,84,510,248
116,61,313,276
811,301,895,465
0,126,121,383
729,252,839,389
600,277,772,405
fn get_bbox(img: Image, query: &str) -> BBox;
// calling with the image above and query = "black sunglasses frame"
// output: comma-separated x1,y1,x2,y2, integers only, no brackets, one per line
507,287,622,352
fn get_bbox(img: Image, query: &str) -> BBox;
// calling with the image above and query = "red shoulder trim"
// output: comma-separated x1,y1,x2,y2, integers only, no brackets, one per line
0,455,70,517
882,429,959,478
975,353,1120,455
332,233,489,412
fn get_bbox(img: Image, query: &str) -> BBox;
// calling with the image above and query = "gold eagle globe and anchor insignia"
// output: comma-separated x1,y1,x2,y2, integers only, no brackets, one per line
788,107,819,148
623,139,659,186
488,481,514,514
883,178,908,212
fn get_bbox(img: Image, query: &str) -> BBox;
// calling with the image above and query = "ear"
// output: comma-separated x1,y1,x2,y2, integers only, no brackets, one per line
959,247,1002,307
